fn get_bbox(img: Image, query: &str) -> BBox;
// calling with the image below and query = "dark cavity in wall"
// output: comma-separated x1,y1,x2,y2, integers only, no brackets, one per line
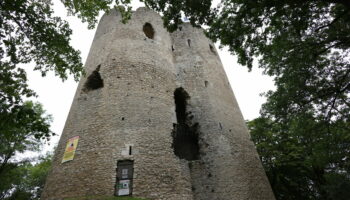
83,65,103,92
143,23,155,39
172,87,200,161
205,81,209,87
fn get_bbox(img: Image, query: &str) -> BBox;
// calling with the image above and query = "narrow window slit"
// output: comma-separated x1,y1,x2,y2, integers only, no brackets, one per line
187,39,191,47
129,146,132,155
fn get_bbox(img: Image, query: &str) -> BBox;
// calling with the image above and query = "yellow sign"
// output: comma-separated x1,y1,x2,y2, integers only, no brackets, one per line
62,136,79,163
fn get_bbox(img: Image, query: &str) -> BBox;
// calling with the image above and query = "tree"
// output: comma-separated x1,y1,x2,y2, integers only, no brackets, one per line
1,0,83,188
0,0,83,154
0,152,53,200
248,115,350,199
0,101,52,199
0,101,52,174
0,0,83,105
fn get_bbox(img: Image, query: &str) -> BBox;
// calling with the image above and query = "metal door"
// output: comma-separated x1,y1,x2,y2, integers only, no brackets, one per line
116,160,134,196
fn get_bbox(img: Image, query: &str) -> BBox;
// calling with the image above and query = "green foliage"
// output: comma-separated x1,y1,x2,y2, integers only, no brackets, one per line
0,152,52,200
59,0,215,31
248,115,350,199
0,102,52,199
1,0,83,196
0,0,83,105
178,0,350,123
61,0,114,28
0,101,52,174
141,0,215,32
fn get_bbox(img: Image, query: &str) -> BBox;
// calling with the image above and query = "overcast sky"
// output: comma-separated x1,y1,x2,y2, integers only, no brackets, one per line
26,0,275,151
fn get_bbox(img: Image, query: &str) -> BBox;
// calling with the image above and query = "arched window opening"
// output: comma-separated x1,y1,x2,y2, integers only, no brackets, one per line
172,88,200,161
187,39,191,47
143,23,155,39
83,65,104,92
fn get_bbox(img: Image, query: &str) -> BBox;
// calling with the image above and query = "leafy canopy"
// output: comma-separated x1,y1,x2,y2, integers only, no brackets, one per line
1,0,83,164
0,0,79,192
0,0,83,105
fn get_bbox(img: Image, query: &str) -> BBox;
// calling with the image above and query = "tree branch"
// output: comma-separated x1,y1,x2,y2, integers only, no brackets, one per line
314,9,349,33
322,0,350,10
0,150,13,175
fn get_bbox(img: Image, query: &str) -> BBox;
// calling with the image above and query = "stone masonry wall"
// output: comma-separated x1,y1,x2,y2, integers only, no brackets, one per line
41,7,275,200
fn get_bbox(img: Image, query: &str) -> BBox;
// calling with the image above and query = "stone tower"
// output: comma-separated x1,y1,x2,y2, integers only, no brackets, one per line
41,8,275,200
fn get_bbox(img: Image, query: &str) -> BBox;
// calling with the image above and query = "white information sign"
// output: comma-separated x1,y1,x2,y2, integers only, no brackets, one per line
122,169,128,179
118,180,130,196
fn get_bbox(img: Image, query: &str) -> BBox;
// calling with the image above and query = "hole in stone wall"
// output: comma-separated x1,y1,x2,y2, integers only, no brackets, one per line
83,65,104,92
171,45,175,51
187,39,191,47
143,23,155,39
204,81,209,87
179,26,182,31
172,88,200,161
219,122,223,130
